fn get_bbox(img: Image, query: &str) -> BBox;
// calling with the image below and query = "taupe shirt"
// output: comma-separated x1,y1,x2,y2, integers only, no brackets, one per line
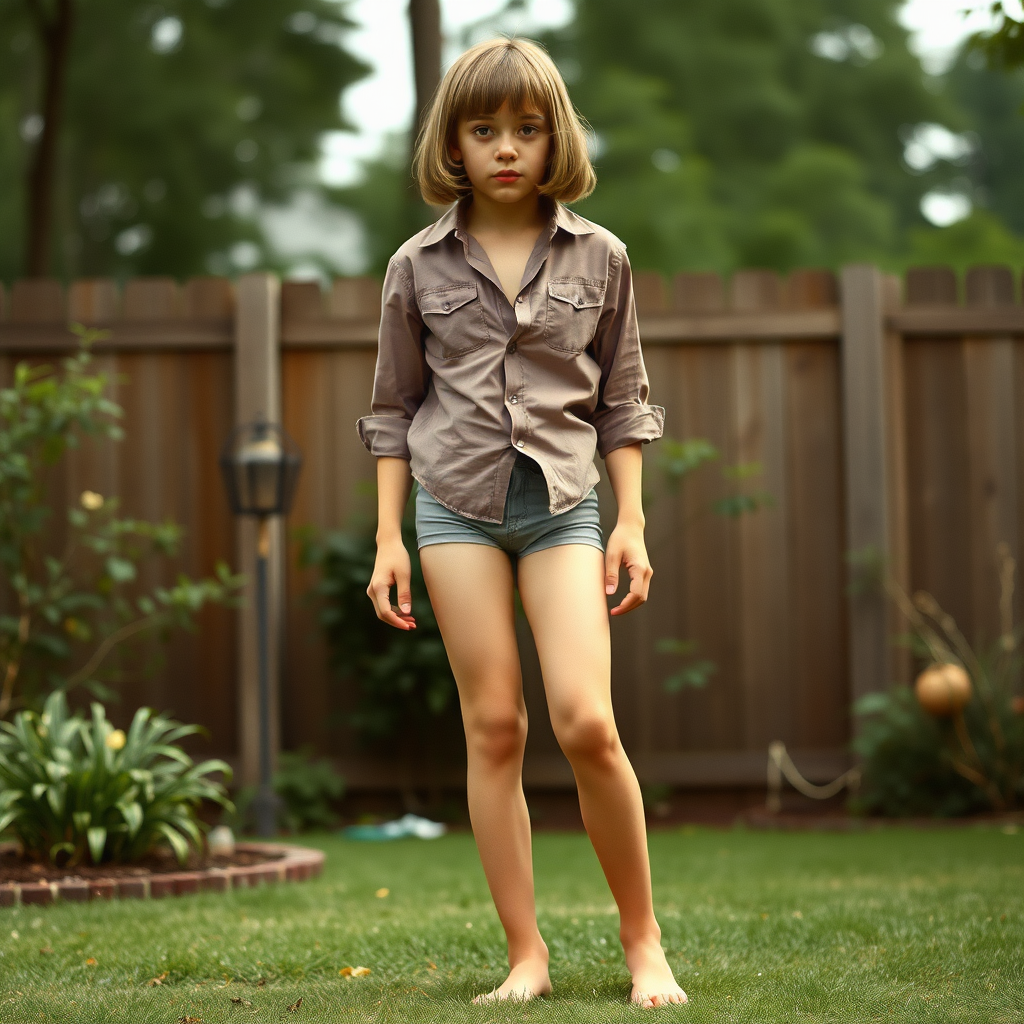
356,198,665,523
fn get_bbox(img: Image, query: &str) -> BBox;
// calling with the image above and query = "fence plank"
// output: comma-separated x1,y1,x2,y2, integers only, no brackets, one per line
328,276,381,320
840,265,891,701
633,271,667,314
730,272,793,748
123,278,182,320
963,266,1019,643
783,272,847,745
184,276,234,318
11,280,65,323
672,272,725,313
68,279,120,322
906,266,958,305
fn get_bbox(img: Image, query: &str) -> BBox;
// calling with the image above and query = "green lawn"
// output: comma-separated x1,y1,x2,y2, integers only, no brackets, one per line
0,825,1021,1023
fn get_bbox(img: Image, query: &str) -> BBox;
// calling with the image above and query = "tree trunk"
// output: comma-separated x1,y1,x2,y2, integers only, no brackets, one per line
408,0,442,148
24,0,76,278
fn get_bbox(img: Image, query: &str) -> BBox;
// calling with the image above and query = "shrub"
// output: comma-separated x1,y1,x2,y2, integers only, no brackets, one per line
0,330,242,717
0,690,231,866
229,746,346,834
299,507,457,746
854,543,1024,815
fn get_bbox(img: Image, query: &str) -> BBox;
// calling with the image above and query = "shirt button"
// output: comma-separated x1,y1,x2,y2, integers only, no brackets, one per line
507,342,517,353
515,295,524,304
516,440,525,449
509,396,518,404
442,301,451,310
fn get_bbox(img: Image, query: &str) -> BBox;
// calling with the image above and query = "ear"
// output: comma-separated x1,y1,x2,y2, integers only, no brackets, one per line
449,143,463,166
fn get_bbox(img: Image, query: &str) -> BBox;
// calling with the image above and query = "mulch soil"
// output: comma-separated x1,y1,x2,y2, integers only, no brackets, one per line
0,845,280,884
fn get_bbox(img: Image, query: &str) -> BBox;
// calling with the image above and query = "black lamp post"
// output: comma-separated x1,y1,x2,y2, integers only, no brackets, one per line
220,417,302,837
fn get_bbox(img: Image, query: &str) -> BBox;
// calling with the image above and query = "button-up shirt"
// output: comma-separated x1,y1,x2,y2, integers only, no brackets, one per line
356,197,665,523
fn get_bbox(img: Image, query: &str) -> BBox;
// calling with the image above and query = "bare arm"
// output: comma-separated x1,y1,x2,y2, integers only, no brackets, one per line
603,443,653,616
366,456,417,630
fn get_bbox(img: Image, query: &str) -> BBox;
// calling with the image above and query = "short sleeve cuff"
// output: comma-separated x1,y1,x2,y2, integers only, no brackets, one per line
593,403,665,459
356,415,412,459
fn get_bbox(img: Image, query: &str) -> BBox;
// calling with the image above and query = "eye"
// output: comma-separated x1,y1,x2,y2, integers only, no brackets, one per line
471,125,491,138
520,125,539,137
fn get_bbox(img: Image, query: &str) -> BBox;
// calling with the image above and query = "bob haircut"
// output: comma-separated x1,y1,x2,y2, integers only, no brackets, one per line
414,37,597,207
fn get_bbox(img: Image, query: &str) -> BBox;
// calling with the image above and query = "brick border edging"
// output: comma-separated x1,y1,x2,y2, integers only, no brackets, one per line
0,841,323,907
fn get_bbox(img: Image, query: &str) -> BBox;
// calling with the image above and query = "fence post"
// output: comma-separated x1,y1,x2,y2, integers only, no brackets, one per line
840,265,892,706
234,273,283,787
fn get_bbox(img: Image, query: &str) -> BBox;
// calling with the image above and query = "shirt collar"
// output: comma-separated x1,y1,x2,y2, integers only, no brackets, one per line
417,197,594,248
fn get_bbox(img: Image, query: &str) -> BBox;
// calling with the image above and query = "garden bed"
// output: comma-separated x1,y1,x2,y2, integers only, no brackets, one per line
0,841,323,906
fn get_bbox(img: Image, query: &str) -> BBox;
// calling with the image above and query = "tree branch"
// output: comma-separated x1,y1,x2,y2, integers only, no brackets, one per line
62,612,163,691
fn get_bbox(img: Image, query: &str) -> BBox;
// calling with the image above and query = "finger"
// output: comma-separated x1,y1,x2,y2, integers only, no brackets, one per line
610,590,644,616
395,570,413,615
371,582,415,630
604,545,621,596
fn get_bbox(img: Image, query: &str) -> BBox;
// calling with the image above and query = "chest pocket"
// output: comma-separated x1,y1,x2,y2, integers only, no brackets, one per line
544,278,607,354
419,282,489,358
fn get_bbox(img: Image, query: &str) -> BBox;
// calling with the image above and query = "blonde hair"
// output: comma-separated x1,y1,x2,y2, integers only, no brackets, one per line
413,37,597,207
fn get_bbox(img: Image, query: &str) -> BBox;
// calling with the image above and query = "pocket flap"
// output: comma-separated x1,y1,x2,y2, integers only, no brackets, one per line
548,279,606,310
419,283,478,315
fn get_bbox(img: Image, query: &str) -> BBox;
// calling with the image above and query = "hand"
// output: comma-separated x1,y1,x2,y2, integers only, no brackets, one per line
367,538,417,630
604,522,653,616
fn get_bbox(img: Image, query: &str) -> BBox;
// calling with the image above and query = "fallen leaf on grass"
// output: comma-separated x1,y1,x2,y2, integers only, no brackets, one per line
148,972,169,987
287,997,303,1011
257,978,266,988
426,962,437,971
375,887,389,898
38,947,53,955
339,966,371,978
178,1017,202,1023
85,958,97,966
230,997,252,1007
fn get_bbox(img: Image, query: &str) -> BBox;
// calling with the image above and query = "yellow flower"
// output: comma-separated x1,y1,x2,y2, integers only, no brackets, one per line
80,491,104,510
105,729,126,751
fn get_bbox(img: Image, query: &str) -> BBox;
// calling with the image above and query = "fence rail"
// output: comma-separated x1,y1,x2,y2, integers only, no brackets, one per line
1,262,1021,791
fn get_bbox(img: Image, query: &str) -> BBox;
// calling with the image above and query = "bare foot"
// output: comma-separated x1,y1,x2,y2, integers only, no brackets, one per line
472,954,552,1004
626,937,688,1008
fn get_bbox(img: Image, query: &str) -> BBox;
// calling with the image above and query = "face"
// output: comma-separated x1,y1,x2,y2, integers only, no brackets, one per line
450,100,551,206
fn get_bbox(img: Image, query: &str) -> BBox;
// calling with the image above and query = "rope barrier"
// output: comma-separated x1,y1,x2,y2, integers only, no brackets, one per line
766,741,861,813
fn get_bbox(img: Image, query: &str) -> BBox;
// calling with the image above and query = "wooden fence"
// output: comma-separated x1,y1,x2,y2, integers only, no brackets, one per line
1,264,1022,791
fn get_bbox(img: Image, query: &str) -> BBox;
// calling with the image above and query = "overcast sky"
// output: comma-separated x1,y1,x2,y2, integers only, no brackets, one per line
319,0,1008,186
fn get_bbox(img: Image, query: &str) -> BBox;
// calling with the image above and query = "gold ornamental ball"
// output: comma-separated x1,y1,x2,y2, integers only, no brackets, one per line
915,663,972,717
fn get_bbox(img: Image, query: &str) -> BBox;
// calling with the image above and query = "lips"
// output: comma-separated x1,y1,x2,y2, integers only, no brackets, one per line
494,171,522,181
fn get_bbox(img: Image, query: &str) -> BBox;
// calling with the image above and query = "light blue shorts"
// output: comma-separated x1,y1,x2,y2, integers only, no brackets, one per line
415,453,604,559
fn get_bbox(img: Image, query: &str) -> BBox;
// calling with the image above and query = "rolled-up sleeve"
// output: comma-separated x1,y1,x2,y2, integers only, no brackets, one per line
589,247,665,459
356,258,429,459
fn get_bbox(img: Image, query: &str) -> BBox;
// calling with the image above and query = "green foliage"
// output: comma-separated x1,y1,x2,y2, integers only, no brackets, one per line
0,0,369,279
851,687,991,816
273,746,345,833
0,330,243,715
0,690,231,866
654,638,717,693
227,746,345,834
856,548,1024,815
542,0,956,274
299,503,458,746
968,2,1024,70
905,210,1024,275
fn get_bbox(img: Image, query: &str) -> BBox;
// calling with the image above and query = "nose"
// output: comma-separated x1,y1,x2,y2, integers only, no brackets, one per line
495,133,518,160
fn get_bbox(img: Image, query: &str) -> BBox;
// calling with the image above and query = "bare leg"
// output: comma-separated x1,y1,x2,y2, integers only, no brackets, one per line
518,544,687,1008
419,543,551,1003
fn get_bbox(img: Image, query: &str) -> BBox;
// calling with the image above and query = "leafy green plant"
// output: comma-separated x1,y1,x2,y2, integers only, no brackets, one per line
854,543,1024,815
0,328,243,716
299,504,457,747
651,436,771,694
229,746,346,834
0,689,232,866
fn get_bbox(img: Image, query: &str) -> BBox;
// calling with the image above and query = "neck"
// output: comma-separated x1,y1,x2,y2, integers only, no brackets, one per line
466,190,548,234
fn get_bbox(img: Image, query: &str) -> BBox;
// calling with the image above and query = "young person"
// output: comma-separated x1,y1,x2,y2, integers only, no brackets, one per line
356,36,686,1009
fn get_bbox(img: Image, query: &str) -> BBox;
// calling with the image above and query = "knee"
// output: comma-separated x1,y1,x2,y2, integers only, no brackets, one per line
553,710,619,767
464,706,527,767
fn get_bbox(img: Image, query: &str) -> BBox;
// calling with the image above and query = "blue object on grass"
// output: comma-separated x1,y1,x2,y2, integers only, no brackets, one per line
343,813,447,841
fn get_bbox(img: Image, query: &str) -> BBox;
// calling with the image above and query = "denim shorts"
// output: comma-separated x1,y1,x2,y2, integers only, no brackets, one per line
415,453,604,558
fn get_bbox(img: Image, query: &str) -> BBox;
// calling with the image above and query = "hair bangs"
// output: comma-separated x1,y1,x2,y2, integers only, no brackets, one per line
454,46,551,121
